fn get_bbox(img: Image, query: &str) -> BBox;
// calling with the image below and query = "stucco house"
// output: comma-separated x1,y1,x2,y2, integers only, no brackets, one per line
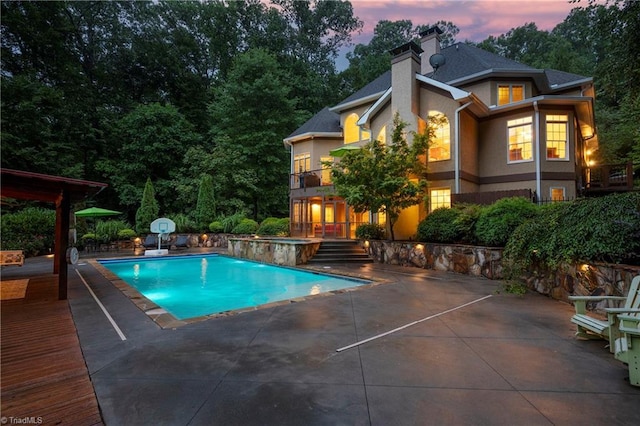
284,27,598,240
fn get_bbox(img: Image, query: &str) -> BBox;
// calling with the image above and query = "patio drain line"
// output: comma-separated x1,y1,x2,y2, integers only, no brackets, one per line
75,268,127,341
336,294,492,352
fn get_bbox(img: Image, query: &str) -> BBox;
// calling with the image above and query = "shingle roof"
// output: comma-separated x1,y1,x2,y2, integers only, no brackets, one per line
427,43,535,82
334,71,391,107
544,69,591,87
286,107,341,139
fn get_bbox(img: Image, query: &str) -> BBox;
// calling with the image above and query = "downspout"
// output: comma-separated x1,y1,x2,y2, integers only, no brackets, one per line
533,101,541,202
455,102,473,194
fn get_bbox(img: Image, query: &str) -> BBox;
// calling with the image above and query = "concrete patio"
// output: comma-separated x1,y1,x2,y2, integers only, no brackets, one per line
3,252,640,425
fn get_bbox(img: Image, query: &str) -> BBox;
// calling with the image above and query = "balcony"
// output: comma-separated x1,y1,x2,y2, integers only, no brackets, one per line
584,162,637,194
290,168,332,189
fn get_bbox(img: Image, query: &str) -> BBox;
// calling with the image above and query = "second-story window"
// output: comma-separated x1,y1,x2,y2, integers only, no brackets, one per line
344,113,371,144
427,111,450,161
294,153,310,173
546,114,569,160
507,116,533,163
498,84,524,105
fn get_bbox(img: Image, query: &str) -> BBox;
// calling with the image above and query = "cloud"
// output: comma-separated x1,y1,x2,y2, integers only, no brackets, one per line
349,0,588,44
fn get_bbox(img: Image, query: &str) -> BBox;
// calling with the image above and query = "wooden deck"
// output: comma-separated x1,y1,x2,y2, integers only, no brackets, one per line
1,275,103,425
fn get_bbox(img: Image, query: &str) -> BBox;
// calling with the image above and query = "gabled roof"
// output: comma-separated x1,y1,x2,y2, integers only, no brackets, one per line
428,43,591,91
331,71,391,112
284,107,341,142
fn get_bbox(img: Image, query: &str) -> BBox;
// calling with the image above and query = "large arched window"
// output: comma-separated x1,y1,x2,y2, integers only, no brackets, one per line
344,113,371,144
427,111,450,161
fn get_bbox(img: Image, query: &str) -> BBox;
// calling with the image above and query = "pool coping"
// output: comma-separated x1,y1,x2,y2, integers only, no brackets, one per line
89,254,388,329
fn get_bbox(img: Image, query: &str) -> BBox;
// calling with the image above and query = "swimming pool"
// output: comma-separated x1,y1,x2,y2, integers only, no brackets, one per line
99,254,368,320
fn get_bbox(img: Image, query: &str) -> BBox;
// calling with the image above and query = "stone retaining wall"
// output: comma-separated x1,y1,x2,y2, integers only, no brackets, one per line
363,240,640,308
228,238,321,266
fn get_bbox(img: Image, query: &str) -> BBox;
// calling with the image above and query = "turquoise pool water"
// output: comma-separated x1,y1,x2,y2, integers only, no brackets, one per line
99,254,367,320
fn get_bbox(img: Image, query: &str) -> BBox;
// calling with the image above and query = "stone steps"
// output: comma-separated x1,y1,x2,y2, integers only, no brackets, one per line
307,241,372,264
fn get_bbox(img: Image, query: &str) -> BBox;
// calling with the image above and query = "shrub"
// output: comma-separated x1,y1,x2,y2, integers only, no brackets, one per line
355,223,385,240
257,217,290,236
209,221,224,233
454,203,483,244
231,218,259,234
417,207,463,243
504,192,640,271
474,197,538,247
0,207,56,256
220,212,246,233
117,228,137,239
96,219,129,243
170,213,197,233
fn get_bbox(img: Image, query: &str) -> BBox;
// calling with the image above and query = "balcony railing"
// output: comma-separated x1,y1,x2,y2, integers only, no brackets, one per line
585,162,636,193
290,168,332,189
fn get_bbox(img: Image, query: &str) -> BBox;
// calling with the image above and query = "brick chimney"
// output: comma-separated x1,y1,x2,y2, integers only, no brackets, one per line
420,26,443,74
390,41,423,138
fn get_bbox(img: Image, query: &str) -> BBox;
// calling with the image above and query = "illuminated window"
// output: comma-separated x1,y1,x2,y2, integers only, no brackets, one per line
344,113,370,144
550,187,565,201
498,84,524,105
376,126,387,145
294,153,311,173
546,115,568,160
427,111,450,161
430,188,451,211
320,156,332,185
507,117,533,162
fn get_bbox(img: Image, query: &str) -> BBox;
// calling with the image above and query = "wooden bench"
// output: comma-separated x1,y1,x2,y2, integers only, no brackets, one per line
0,250,24,267
568,275,640,353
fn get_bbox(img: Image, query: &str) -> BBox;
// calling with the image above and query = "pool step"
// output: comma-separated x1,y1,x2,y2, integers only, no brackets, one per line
307,241,372,264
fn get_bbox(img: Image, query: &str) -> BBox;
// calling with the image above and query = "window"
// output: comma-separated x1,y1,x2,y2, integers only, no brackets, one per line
507,117,533,163
344,113,370,144
546,114,568,160
550,187,565,201
294,153,311,173
430,188,451,211
320,156,332,185
498,84,524,105
427,111,450,161
376,126,386,145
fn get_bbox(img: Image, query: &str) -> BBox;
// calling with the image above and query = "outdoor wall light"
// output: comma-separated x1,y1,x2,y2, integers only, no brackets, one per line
201,234,208,241
416,244,424,251
364,240,370,248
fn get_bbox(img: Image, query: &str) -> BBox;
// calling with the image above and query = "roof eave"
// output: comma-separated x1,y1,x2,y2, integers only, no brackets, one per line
283,131,342,144
357,87,392,129
416,74,470,100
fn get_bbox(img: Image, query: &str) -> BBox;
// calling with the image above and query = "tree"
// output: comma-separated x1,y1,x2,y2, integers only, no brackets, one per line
340,20,459,94
194,174,216,231
135,178,160,234
328,113,429,241
208,49,298,220
96,102,201,217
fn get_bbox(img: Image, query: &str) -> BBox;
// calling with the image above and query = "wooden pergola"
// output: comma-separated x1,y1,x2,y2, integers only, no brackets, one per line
1,168,108,299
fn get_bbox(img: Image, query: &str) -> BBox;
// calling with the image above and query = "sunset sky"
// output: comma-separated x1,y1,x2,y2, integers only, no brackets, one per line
348,0,589,44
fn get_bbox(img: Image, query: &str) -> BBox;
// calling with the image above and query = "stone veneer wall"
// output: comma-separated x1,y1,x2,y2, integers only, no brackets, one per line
228,238,321,266
363,240,640,308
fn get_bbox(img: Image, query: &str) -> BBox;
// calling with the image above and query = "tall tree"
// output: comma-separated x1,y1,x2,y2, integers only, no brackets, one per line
208,49,298,220
328,114,429,241
96,103,201,217
136,177,160,234
194,174,217,231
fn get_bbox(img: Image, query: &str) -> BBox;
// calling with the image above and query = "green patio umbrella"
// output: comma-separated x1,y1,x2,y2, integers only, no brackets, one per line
75,207,122,243
329,145,362,157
